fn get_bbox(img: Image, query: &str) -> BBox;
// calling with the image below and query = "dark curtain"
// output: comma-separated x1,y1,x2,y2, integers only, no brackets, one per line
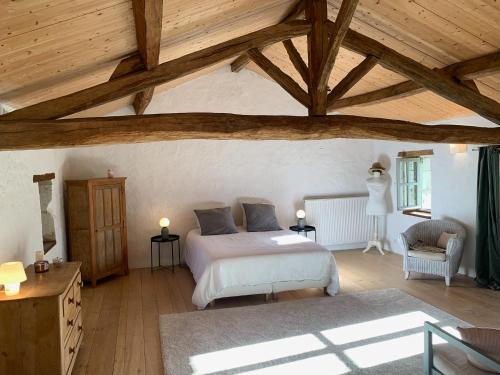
475,146,500,290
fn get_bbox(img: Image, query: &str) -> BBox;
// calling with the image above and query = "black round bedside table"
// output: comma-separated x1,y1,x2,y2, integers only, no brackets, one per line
289,225,317,242
150,234,180,272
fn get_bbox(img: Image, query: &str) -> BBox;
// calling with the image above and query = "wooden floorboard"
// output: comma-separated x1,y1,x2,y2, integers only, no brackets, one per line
77,250,500,375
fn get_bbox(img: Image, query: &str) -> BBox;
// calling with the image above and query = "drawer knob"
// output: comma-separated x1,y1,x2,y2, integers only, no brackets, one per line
67,319,74,327
76,300,82,307
68,297,74,304
69,346,75,354
77,281,83,287
78,325,83,332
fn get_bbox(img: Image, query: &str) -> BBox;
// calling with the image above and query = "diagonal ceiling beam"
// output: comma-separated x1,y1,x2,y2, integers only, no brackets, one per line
0,20,311,121
339,26,500,124
317,0,359,91
330,51,500,111
326,55,378,109
2,114,500,151
231,0,305,73
247,49,310,107
282,39,309,86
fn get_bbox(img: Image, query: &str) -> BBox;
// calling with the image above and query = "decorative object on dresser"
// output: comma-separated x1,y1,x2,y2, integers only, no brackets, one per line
150,234,181,273
65,177,128,287
0,262,83,375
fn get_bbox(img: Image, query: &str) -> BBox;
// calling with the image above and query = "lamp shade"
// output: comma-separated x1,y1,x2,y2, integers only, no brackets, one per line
0,262,26,284
0,262,27,296
159,217,170,228
296,210,306,219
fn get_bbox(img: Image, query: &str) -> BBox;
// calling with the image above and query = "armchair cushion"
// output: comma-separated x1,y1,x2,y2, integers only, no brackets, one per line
434,345,491,375
408,249,446,261
437,232,458,249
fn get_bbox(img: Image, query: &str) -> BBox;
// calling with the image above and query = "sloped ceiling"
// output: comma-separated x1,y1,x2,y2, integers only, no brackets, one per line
0,0,499,122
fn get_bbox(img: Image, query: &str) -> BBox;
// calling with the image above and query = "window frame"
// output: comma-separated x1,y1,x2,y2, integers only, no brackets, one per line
397,157,423,211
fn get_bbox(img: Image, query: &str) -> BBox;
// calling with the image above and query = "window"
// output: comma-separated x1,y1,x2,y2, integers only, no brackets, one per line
397,157,432,216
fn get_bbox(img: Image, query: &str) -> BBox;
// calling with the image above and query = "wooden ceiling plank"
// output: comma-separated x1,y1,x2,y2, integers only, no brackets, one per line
326,55,378,109
282,39,309,86
306,0,328,116
331,50,500,111
318,0,359,90
2,113,500,151
231,0,305,73
247,48,310,108
0,20,311,121
339,27,500,124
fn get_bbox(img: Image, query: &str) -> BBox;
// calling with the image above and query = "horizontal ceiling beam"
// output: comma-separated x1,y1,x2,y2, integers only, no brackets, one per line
330,51,500,110
0,20,311,121
1,113,499,151
338,26,500,124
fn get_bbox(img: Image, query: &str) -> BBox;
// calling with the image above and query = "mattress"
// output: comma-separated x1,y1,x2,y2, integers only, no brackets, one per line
185,228,340,308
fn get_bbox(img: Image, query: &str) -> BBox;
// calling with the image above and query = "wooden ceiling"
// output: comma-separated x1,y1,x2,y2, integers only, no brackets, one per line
0,0,499,122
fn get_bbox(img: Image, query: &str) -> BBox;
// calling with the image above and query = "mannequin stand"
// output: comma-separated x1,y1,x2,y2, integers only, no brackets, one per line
363,216,385,255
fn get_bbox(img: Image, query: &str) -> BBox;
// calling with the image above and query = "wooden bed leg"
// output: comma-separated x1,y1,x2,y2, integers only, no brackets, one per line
323,287,328,296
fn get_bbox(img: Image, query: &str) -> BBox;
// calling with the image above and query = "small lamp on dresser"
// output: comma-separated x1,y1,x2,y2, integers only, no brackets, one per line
0,261,27,296
159,217,170,240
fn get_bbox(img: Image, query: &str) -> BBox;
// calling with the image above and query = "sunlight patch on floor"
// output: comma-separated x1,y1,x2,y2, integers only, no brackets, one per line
343,326,459,368
189,334,326,375
237,354,350,375
321,311,438,345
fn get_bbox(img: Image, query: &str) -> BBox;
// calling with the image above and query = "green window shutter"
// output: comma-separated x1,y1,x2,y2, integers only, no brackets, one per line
397,157,422,210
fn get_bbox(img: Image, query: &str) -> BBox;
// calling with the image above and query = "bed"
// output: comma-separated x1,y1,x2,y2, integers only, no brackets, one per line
185,228,340,309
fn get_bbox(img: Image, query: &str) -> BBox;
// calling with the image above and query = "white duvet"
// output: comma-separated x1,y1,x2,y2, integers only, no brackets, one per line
185,228,340,309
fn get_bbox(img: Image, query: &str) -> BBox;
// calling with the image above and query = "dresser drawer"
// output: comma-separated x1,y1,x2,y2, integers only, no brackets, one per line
62,285,76,343
73,272,82,310
63,310,83,375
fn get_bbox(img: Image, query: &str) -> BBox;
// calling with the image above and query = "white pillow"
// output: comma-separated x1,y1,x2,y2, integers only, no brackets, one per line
437,232,458,249
192,201,226,228
238,197,273,228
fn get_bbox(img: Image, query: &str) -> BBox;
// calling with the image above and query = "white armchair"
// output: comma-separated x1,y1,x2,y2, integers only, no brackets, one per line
399,220,466,286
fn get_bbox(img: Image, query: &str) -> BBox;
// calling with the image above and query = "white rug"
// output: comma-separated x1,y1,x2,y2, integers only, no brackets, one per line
159,289,469,374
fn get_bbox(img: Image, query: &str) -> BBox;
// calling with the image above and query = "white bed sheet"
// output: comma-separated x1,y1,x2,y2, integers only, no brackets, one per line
185,228,340,309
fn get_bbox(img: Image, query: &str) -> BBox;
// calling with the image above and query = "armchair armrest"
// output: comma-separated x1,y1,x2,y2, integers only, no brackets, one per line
399,233,411,255
445,237,464,260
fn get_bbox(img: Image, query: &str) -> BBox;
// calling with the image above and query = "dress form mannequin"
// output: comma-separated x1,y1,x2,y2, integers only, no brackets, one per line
364,163,389,255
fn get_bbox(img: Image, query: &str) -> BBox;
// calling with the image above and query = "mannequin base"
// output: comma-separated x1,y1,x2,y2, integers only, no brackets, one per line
363,240,385,255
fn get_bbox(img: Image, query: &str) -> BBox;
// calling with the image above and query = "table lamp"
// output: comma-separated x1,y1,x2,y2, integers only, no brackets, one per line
0,261,27,296
296,210,306,229
159,217,170,240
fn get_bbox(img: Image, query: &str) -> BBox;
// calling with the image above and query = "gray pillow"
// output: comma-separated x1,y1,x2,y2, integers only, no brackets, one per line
243,203,282,232
194,207,238,236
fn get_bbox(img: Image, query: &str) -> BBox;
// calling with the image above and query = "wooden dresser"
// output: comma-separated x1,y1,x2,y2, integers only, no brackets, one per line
65,178,128,286
0,262,83,375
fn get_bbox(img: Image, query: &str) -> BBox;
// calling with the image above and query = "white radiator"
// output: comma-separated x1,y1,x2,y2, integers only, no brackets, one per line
304,196,373,250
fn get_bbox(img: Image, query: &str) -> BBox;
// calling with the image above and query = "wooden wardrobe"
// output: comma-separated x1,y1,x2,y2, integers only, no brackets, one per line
65,178,128,286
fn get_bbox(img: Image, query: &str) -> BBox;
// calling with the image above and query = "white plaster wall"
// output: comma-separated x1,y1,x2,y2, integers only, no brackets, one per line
372,115,497,277
62,68,373,268
0,150,67,266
